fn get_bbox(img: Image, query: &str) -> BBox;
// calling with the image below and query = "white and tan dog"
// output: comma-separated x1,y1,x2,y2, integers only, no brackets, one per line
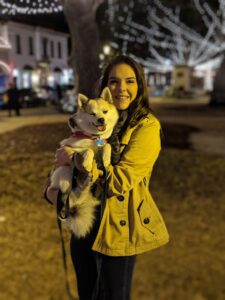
50,87,118,238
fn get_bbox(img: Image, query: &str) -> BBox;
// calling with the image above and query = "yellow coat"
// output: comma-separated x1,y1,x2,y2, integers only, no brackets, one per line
92,113,169,256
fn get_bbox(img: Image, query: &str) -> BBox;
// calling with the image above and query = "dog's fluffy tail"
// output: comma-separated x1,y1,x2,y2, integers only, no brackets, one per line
66,190,100,238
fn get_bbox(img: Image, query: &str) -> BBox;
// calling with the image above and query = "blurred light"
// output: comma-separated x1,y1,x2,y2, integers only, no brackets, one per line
103,45,111,55
106,0,225,70
22,72,30,88
48,74,54,84
32,72,39,85
99,53,104,60
0,62,11,74
61,69,73,85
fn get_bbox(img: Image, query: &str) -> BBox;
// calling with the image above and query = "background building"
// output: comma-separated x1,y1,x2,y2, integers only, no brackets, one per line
0,20,73,92
0,21,11,92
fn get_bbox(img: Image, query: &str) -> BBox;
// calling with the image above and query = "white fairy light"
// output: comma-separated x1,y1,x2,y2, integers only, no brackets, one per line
203,2,221,28
105,0,225,70
194,0,205,15
108,0,114,23
109,41,119,49
0,0,63,14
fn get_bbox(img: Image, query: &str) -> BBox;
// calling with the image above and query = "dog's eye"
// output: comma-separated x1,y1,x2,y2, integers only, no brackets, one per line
90,113,96,116
103,110,108,114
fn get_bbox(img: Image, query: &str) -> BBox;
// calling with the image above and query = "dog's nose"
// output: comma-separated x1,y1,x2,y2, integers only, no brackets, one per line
98,118,105,124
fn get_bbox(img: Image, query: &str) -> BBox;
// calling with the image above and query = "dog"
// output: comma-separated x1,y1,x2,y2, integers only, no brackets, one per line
50,87,118,238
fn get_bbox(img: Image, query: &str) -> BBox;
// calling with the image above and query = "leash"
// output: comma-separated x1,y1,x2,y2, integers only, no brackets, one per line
91,144,108,300
56,139,108,300
56,191,76,300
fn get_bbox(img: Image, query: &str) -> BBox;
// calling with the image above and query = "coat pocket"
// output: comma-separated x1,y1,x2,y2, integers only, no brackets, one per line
137,199,155,235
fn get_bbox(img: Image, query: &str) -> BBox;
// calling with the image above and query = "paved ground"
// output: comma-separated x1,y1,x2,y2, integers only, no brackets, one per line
1,97,225,156
151,96,225,156
1,97,224,300
0,105,69,135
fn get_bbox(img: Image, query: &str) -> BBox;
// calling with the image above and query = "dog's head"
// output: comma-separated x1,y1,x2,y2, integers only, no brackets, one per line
68,87,119,139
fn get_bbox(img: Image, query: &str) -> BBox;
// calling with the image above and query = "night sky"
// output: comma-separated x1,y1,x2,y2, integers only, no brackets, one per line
1,11,69,33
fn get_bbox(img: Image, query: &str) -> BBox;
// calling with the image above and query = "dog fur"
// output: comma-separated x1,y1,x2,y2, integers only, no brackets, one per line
50,87,118,238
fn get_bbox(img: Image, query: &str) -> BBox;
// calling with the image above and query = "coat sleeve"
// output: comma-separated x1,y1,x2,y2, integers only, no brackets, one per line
106,116,161,197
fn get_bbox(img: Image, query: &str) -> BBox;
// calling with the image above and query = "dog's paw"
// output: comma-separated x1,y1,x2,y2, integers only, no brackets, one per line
60,180,72,194
82,149,94,172
51,166,72,194
102,143,111,168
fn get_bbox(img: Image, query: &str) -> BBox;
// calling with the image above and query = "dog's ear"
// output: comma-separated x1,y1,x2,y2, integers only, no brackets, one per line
77,93,89,108
100,87,113,104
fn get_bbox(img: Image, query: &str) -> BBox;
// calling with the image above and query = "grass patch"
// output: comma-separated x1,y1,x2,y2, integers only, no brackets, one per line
0,123,224,300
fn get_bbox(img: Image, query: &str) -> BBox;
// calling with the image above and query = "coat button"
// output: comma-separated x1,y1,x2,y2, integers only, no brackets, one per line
117,195,124,201
120,220,126,226
143,217,150,224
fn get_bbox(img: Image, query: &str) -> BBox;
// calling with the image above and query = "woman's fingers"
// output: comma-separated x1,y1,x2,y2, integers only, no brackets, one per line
46,187,59,205
55,147,71,166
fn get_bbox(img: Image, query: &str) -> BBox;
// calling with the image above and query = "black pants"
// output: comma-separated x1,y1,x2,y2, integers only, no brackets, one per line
70,231,136,300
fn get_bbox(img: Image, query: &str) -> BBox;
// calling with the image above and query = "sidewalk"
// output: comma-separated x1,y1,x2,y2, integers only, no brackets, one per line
0,106,69,135
0,96,212,135
151,99,225,157
1,103,225,157
150,95,210,106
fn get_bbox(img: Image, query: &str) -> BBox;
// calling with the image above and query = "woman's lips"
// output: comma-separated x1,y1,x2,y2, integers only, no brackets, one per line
116,95,129,100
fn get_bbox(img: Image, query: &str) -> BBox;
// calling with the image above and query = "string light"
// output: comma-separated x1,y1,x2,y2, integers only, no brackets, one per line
0,0,63,14
1,0,224,69
106,0,225,70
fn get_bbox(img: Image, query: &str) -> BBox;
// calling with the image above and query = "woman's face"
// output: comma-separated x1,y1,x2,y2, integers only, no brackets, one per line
107,63,138,110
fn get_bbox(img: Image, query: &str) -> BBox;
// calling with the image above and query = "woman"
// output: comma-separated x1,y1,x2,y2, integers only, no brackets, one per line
45,55,169,300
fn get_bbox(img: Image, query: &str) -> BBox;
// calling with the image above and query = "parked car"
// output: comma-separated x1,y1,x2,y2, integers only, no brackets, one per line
20,88,52,107
149,85,165,97
59,87,77,113
35,86,58,105
18,88,38,108
34,87,51,106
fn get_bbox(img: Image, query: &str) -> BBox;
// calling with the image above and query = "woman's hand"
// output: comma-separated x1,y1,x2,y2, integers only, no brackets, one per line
46,186,59,206
55,146,75,167
44,176,58,205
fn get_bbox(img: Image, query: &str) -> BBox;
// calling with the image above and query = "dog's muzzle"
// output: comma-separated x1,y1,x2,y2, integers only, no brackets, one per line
93,118,106,131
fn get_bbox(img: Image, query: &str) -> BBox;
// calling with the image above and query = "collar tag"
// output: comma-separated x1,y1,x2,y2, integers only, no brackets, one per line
95,138,105,146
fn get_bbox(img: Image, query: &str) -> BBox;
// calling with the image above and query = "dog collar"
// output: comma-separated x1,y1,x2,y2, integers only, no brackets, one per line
71,131,94,139
71,131,107,146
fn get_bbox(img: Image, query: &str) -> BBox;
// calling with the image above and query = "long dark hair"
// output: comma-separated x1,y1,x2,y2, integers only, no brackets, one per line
97,55,152,128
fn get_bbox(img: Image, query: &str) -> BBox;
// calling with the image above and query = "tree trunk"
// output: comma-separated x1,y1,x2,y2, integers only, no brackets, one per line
210,53,225,105
61,0,105,96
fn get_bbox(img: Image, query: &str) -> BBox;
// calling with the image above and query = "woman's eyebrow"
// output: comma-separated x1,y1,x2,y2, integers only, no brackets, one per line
108,76,136,80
